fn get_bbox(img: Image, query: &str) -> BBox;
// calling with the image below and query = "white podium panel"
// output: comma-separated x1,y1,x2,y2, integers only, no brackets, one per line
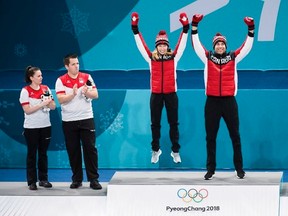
0,196,107,216
0,182,107,216
107,171,282,216
280,197,288,216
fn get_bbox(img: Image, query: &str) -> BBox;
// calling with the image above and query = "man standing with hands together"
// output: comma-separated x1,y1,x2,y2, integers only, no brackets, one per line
55,53,102,190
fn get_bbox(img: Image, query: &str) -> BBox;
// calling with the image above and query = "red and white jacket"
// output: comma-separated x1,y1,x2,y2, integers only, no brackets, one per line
192,31,254,96
134,31,188,94
55,72,96,121
19,85,52,128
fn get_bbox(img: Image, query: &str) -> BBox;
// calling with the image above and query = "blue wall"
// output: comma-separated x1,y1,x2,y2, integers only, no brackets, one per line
0,1,288,169
1,70,288,169
0,0,287,70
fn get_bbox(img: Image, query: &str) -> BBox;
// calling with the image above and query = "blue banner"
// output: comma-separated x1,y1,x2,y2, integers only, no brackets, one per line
0,0,287,70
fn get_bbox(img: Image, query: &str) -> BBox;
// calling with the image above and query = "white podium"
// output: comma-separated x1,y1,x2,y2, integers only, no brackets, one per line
107,171,282,216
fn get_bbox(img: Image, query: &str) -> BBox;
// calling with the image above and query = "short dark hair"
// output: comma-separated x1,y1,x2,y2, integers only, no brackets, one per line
63,53,78,66
24,66,40,84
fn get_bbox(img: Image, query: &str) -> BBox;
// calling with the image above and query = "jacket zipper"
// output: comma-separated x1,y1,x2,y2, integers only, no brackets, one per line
161,55,164,93
219,59,222,96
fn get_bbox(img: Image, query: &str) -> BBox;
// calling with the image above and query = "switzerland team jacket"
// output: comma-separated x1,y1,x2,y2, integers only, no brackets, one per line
133,31,188,94
19,85,52,128
192,30,254,96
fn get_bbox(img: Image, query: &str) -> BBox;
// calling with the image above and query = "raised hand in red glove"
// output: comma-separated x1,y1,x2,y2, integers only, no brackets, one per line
131,12,139,26
192,14,203,27
179,12,189,33
179,13,189,26
244,17,254,31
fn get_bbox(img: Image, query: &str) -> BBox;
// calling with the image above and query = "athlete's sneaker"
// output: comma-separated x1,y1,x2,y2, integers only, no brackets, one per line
151,149,162,163
29,183,37,190
204,171,215,180
70,182,82,189
39,180,52,188
236,170,246,179
90,180,102,190
170,152,181,163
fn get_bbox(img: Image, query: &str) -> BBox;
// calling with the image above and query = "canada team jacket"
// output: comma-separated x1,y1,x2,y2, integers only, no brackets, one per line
192,30,254,96
134,31,188,94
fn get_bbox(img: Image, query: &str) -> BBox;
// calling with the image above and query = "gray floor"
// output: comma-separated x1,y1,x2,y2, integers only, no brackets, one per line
281,183,288,196
0,182,108,196
0,171,287,196
109,171,283,185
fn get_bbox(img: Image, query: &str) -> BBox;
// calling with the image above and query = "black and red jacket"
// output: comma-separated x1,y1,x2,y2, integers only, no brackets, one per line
192,30,254,96
133,30,188,94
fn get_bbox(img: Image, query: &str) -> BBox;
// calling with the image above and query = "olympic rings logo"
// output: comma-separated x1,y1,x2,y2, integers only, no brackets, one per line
177,188,208,203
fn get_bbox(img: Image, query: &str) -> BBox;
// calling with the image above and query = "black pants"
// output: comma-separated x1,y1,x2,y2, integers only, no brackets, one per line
62,118,99,182
150,92,180,153
205,96,243,172
24,126,51,186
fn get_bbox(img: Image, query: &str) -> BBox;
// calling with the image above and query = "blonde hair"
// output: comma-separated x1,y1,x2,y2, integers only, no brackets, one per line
151,49,173,60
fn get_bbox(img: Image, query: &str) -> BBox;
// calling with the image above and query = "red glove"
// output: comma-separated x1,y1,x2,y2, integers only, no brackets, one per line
131,12,139,26
244,17,254,30
192,14,203,27
179,13,189,26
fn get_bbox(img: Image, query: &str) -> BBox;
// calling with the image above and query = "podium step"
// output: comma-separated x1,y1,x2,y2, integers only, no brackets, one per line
0,171,286,216
107,171,283,216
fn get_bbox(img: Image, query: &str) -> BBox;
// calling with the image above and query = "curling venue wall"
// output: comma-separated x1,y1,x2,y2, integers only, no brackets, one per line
1,70,288,169
0,0,288,169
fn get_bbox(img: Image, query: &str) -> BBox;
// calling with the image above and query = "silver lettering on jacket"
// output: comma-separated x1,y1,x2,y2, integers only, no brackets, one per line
210,55,232,65
161,54,173,60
